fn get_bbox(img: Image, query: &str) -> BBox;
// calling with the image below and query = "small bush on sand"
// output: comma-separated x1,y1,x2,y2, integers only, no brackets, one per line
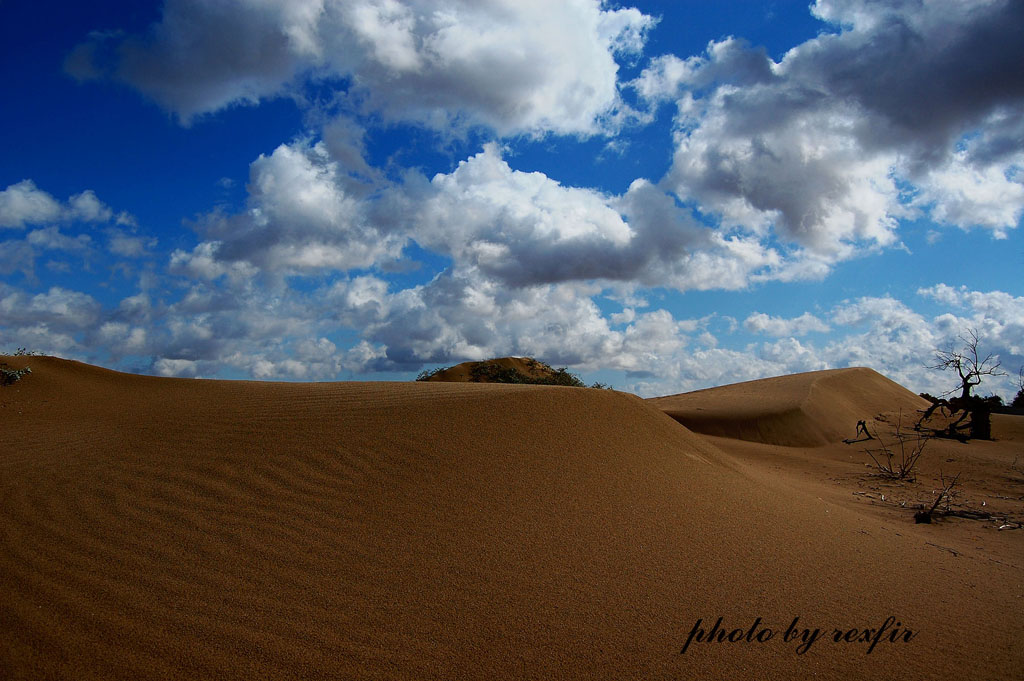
0,363,31,386
469,361,588,387
415,366,449,381
862,412,927,481
415,358,609,388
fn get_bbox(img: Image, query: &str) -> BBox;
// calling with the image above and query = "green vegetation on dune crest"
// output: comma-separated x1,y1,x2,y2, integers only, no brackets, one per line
417,357,610,388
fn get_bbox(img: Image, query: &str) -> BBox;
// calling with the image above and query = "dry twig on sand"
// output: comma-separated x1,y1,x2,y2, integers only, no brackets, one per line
915,472,961,524
861,411,927,481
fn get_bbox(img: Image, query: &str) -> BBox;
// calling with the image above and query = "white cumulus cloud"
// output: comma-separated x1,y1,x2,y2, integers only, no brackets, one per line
67,0,654,136
744,312,830,337
183,140,403,276
638,0,1024,260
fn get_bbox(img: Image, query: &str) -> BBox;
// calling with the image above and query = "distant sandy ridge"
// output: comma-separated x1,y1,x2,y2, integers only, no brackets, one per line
650,367,932,447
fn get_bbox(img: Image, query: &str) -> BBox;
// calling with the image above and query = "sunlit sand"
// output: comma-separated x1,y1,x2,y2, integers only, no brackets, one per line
1,356,1020,679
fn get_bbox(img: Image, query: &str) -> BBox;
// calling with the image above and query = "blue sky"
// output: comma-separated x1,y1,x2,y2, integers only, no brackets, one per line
1,0,1022,398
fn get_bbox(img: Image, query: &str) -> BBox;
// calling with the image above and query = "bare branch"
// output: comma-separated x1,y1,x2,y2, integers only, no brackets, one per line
915,472,961,524
927,328,1005,400
862,411,927,480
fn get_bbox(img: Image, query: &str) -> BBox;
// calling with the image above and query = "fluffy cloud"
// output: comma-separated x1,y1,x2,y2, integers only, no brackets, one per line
390,145,824,292
745,312,829,337
630,288,1023,399
0,241,34,278
107,229,157,258
826,296,938,379
184,141,800,292
68,0,654,135
357,272,621,369
918,285,1024,356
18,0,1019,396
178,140,403,277
407,145,701,287
0,181,64,228
0,180,126,229
914,153,1024,236
126,258,698,378
0,285,102,333
134,278,328,375
817,289,1023,399
26,227,92,252
639,0,1024,259
4,257,1021,400
67,190,113,223
0,181,149,287
96,322,148,355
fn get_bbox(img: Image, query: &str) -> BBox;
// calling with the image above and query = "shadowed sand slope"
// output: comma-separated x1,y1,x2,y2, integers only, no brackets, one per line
649,367,932,447
1,357,1021,680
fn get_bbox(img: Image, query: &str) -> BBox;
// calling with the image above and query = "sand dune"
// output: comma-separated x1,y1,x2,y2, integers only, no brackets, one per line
649,367,932,447
993,413,1024,442
1,357,1021,680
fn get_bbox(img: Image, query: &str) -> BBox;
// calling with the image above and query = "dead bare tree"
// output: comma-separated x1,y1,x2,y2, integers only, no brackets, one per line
931,329,1004,401
916,329,1006,440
